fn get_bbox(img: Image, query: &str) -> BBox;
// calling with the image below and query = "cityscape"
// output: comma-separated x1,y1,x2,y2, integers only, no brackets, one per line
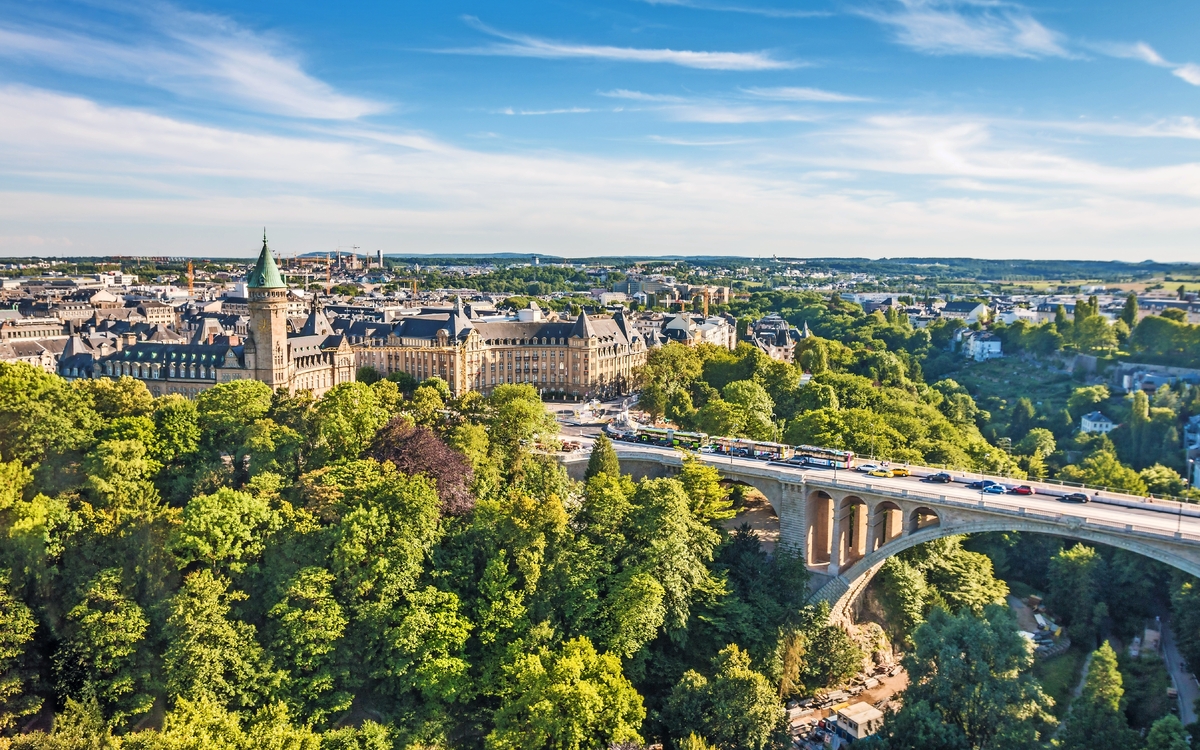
2,0,1200,749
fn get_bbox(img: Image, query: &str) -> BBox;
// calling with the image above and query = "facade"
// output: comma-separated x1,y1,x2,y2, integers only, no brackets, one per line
1081,411,1116,434
941,301,989,323
832,702,884,747
657,313,737,350
748,314,802,362
961,330,1003,361
351,299,647,399
60,236,355,398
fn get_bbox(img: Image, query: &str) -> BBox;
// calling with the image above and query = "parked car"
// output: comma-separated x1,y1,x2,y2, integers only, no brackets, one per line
967,479,999,489
982,485,1006,494
1008,485,1034,495
1060,492,1091,503
927,472,953,483
867,468,894,478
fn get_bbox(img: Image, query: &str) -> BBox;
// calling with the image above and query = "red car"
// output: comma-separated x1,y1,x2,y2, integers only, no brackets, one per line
1008,485,1034,495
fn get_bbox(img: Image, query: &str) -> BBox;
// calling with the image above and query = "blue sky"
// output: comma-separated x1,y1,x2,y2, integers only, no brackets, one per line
1,0,1198,260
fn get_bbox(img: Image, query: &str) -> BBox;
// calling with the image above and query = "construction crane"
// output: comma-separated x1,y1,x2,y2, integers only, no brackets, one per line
187,260,194,296
397,278,419,299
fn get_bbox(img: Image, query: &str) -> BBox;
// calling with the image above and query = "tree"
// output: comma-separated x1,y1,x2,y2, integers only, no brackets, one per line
1058,642,1138,750
1145,713,1189,750
1058,450,1148,495
314,382,388,464
1014,428,1055,457
1120,293,1138,329
1067,385,1110,420
368,417,475,515
163,569,277,710
1047,544,1103,645
677,454,734,524
267,567,351,725
0,362,99,466
487,636,645,750
170,488,277,572
694,398,744,438
75,376,154,420
1141,464,1186,496
722,380,776,441
0,581,40,731
584,434,621,481
802,622,864,691
898,606,1053,749
53,568,153,725
662,644,784,750
195,379,274,452
865,700,968,750
153,394,200,464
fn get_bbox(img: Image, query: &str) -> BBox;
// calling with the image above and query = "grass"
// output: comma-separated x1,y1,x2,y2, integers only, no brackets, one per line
1034,645,1087,719
942,356,1076,416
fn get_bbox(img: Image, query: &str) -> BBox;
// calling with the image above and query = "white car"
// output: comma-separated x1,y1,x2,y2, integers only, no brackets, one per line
857,464,880,473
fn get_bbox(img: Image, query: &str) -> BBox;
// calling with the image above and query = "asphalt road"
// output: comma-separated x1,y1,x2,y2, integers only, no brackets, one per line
1161,617,1199,725
585,438,1200,542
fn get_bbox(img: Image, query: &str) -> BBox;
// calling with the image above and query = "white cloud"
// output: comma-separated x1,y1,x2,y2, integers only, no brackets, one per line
0,7,384,119
1,85,1199,260
599,89,689,102
1085,40,1200,87
449,17,799,70
744,86,871,102
638,0,832,18
862,0,1069,58
1173,63,1200,86
497,107,594,115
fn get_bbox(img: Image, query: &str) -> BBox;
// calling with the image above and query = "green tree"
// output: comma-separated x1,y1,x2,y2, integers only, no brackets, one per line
865,700,968,750
722,380,776,441
694,398,744,438
662,644,784,750
1145,713,1189,750
0,581,40,731
1014,428,1055,457
196,379,274,451
1058,642,1138,750
1058,450,1148,495
0,362,99,466
163,569,278,710
1120,293,1139,329
677,454,734,524
898,606,1053,749
267,567,351,725
54,568,153,726
584,434,621,481
170,488,277,573
1067,385,1110,420
1140,464,1186,496
314,382,388,464
487,636,645,750
1047,544,1104,645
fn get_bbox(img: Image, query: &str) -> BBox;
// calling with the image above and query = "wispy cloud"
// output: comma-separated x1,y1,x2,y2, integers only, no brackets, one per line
861,0,1069,58
1092,41,1200,87
0,7,384,119
744,86,872,102
448,17,800,70
639,0,832,18
497,107,594,115
599,89,690,102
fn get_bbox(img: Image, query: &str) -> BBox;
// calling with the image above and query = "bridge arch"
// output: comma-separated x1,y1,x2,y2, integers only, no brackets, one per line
807,490,834,566
838,495,870,571
815,518,1200,624
870,500,904,553
908,506,941,534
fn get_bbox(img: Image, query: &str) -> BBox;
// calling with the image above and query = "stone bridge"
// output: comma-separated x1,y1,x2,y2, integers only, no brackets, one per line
563,444,1200,623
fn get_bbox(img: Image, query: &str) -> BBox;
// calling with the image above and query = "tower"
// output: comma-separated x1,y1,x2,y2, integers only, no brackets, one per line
245,231,290,391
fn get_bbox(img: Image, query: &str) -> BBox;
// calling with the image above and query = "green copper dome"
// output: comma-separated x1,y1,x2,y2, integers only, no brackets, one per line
247,231,285,289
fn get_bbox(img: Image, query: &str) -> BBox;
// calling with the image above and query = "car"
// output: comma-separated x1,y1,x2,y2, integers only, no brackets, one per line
890,467,911,477
867,468,893,478
857,464,880,473
1060,492,1091,503
927,472,953,483
1009,485,1034,495
967,479,999,490
982,484,1006,494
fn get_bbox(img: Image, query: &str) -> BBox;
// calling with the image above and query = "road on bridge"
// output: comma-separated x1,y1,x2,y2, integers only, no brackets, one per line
560,432,1200,543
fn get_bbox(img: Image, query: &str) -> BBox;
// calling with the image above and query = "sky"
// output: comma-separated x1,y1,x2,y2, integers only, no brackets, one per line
0,0,1198,260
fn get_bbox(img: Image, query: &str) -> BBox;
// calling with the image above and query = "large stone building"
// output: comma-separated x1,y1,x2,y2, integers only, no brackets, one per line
349,299,648,399
59,236,356,397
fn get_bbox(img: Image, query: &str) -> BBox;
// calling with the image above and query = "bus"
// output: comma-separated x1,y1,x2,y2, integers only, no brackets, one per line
711,437,793,461
634,427,709,450
788,445,855,470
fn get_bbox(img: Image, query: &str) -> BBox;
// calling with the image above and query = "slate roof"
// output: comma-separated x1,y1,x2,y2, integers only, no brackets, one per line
247,233,285,290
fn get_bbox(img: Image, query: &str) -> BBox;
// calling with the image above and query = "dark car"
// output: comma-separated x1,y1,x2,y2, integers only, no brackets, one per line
1009,485,1034,495
1060,492,1091,503
928,472,953,483
967,479,999,490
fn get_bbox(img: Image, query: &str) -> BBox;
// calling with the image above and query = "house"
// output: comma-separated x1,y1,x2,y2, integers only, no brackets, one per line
961,330,1002,362
748,314,802,362
1081,411,1116,434
831,702,884,747
941,301,989,323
